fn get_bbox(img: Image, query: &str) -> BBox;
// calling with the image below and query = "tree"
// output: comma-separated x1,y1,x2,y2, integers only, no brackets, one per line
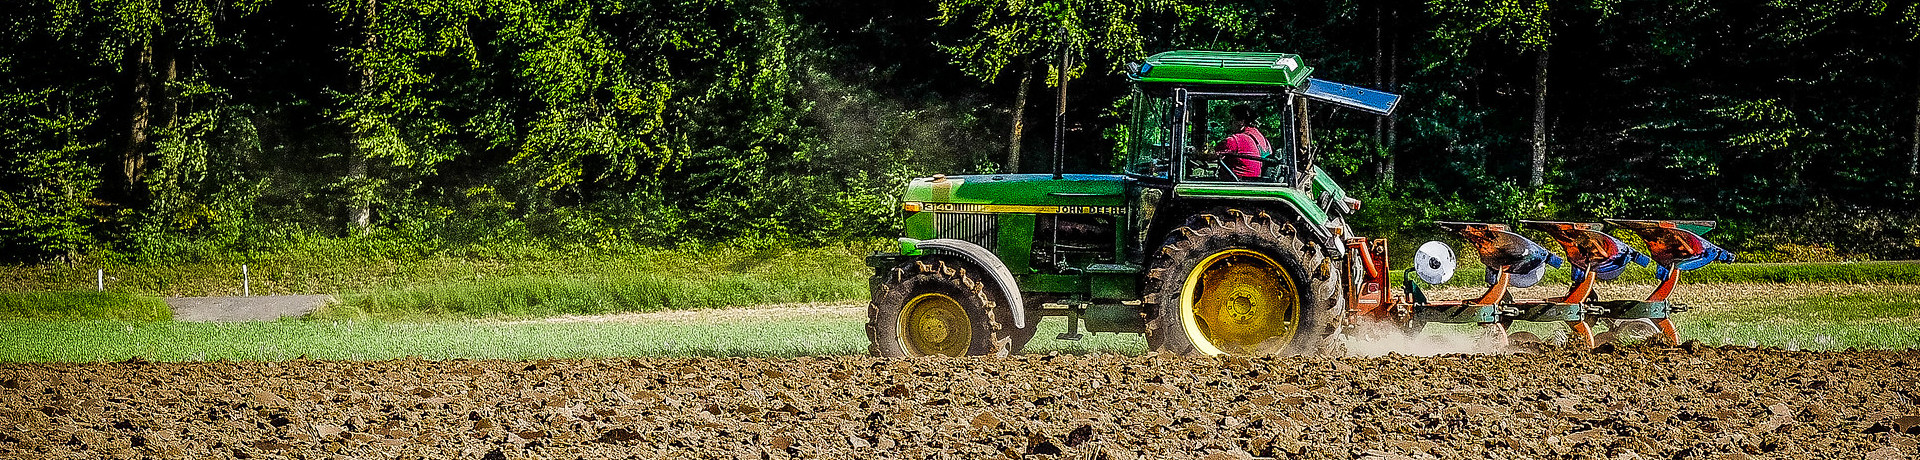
494,0,677,193
1752,0,1917,194
1428,0,1619,188
934,0,1168,172
1901,1,1919,178
326,0,485,234
1368,0,1409,184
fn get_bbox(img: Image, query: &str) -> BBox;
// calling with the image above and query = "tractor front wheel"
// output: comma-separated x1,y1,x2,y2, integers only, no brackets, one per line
867,256,1012,357
1143,208,1342,356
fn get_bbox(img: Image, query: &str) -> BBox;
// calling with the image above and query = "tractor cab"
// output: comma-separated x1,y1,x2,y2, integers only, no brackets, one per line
1125,50,1399,188
1124,85,1302,184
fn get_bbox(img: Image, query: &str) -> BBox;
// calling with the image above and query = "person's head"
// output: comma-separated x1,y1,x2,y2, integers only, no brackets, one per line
1229,104,1256,129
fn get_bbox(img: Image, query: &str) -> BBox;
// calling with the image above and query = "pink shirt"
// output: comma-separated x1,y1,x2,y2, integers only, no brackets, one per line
1216,126,1271,178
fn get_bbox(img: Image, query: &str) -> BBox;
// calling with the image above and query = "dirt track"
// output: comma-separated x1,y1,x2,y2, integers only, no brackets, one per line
3,346,1917,459
166,295,335,322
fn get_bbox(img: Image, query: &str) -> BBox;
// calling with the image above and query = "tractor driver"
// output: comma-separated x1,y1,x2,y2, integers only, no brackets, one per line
1192,104,1272,181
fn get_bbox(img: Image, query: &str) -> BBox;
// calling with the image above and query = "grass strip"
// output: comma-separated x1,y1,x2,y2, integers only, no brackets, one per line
0,315,1142,363
1449,285,1920,351
0,243,882,298
0,291,171,321
323,272,866,320
4,245,874,322
1682,261,1920,284
1674,287,1920,350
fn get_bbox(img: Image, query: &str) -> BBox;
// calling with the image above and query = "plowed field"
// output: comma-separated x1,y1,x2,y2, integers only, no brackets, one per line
3,346,1917,459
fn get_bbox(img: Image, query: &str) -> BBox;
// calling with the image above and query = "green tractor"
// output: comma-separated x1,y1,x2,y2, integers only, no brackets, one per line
865,50,1402,357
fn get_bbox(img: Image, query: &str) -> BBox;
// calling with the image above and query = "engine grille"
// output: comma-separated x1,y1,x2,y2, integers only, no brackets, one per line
933,213,997,251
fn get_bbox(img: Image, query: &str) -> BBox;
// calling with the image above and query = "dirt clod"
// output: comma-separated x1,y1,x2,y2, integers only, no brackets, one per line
1896,415,1920,434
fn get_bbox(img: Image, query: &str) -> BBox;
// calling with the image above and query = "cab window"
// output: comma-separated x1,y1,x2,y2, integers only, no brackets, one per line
1124,89,1175,179
1179,94,1293,185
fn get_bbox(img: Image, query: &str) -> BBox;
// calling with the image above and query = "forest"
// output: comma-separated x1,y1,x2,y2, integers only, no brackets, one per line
2,0,1917,265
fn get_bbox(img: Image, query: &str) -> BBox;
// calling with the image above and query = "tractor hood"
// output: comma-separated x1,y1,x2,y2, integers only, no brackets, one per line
901,174,1128,211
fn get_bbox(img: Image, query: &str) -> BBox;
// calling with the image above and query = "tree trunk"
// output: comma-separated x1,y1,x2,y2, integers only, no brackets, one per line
1372,2,1386,183
1530,48,1549,187
160,43,178,131
345,149,370,233
1006,67,1033,174
119,39,154,196
1384,8,1399,185
1910,70,1918,178
346,0,378,235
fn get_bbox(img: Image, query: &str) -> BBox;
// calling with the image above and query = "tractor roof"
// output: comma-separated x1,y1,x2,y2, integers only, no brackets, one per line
1130,50,1314,87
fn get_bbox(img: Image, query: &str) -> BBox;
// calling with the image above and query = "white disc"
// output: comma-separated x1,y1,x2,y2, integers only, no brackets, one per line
1412,241,1457,285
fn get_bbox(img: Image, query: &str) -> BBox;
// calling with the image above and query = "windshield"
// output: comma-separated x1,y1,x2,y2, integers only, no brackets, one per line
1180,93,1294,185
1125,89,1175,179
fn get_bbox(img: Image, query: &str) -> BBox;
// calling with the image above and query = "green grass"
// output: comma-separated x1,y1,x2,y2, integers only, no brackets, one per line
3,244,879,321
0,318,865,362
0,315,1143,363
1438,286,1920,352
1674,288,1920,350
0,291,171,321
1681,261,1920,284
322,270,865,320
0,242,882,298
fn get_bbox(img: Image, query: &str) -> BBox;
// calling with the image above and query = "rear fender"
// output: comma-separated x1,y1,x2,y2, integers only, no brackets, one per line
899,238,1026,329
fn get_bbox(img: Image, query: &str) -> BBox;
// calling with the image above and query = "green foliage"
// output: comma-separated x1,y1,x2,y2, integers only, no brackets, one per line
1428,0,1557,53
0,93,100,261
0,291,171,321
1,0,1918,265
492,0,677,189
1733,198,1920,261
936,0,1172,83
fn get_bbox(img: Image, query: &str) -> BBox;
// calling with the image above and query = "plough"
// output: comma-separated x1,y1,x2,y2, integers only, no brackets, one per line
1347,219,1736,349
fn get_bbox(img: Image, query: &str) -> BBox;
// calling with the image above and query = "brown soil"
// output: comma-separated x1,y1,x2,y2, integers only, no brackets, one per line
3,346,1917,459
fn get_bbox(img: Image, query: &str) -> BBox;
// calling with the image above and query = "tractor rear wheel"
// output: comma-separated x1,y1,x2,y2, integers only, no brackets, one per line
867,255,1012,357
1143,208,1342,356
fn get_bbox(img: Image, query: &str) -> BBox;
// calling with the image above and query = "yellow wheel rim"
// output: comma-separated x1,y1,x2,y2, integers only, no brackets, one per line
1179,249,1301,355
900,292,971,356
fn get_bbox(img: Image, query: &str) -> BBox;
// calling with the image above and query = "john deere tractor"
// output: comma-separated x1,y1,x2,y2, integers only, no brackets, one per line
866,50,1402,357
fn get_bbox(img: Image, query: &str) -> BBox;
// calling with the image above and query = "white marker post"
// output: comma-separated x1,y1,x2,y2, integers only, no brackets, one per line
97,269,104,291
243,264,250,297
